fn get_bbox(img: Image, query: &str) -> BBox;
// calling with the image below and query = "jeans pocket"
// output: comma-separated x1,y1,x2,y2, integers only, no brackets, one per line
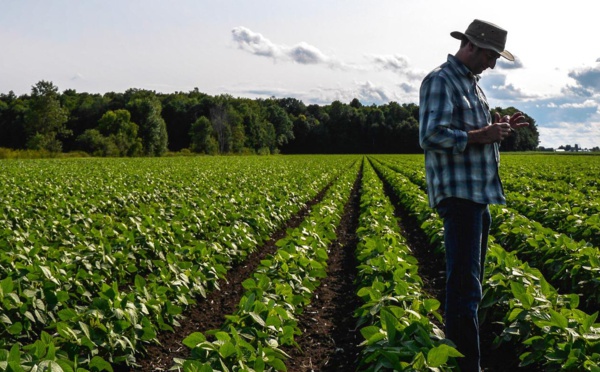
436,197,454,218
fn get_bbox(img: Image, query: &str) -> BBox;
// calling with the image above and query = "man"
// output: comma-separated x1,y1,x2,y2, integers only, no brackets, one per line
418,19,528,371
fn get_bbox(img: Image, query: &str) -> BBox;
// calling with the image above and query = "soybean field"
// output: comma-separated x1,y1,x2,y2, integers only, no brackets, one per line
1,154,600,371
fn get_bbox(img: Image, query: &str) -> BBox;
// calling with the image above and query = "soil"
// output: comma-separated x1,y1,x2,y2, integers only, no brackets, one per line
116,181,333,371
282,168,362,372
115,161,537,371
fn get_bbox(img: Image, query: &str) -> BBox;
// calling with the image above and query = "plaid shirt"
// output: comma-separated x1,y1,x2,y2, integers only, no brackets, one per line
419,54,505,208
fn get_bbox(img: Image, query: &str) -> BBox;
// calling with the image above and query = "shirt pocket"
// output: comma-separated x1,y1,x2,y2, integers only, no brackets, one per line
455,96,478,130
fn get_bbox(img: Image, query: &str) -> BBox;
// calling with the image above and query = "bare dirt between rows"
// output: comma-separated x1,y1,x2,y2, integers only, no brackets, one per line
116,181,333,371
282,168,363,372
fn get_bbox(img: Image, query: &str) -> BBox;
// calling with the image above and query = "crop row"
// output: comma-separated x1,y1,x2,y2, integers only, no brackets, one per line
490,205,600,311
500,155,600,199
354,159,460,371
0,156,357,371
503,190,600,248
369,156,600,371
500,156,600,247
176,158,361,371
374,156,600,312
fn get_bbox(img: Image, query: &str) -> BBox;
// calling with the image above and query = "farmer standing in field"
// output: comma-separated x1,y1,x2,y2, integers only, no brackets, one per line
418,19,528,371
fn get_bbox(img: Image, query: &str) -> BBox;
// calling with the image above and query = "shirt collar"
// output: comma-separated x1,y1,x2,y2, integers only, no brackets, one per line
446,54,480,82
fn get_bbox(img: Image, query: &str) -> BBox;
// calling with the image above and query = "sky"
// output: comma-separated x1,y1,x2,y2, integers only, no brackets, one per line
1,0,599,149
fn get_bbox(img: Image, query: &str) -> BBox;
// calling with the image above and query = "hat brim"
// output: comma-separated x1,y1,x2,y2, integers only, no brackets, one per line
451,31,514,61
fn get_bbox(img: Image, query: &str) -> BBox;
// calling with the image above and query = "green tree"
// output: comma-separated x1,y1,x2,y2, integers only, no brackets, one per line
189,116,218,154
265,102,294,147
210,102,232,153
325,100,363,153
24,81,70,152
161,92,208,151
61,90,111,152
236,101,271,152
97,109,142,156
127,93,168,156
76,129,115,156
226,106,245,153
0,91,27,149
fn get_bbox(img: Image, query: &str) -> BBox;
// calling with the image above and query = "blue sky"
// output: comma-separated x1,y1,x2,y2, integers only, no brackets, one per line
1,0,599,149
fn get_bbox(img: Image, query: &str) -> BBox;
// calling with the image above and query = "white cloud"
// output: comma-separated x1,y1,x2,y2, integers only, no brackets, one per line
225,80,394,106
370,54,424,80
356,81,392,104
231,26,281,59
71,73,85,81
231,26,350,70
287,42,328,64
558,99,598,109
566,63,600,96
538,120,600,149
399,82,417,94
496,55,524,70
481,73,540,101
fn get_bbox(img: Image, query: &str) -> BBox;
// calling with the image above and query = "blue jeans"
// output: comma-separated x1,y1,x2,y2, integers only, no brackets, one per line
436,197,491,372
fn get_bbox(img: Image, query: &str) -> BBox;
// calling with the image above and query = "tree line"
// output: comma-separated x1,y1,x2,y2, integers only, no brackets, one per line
0,81,540,156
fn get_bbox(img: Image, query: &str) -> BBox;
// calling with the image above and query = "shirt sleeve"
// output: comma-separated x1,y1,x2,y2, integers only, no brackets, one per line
419,74,468,154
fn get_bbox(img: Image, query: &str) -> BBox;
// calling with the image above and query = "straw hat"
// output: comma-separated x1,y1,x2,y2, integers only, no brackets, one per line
451,19,514,61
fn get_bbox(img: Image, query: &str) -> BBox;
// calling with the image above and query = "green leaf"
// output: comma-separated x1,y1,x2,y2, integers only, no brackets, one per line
199,364,214,372
139,317,157,341
507,308,523,322
582,312,598,333
243,293,256,313
8,344,21,363
267,357,287,371
423,298,440,312
361,325,386,345
427,344,454,367
8,321,23,335
58,308,78,321
214,332,231,342
1,276,14,295
37,360,64,372
89,356,114,372
381,309,398,346
134,275,146,291
249,312,266,327
360,325,380,340
182,332,207,349
219,341,236,358
55,359,74,372
412,351,426,370
46,342,57,360
254,356,265,372
57,322,78,340
242,278,256,290
167,302,182,316
567,293,580,309
510,282,533,309
548,309,568,330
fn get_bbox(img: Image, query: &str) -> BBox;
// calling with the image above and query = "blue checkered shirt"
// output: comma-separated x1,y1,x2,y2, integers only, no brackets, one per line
419,54,505,208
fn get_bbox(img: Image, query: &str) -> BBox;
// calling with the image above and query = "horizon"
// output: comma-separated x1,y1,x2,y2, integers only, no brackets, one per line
1,0,599,149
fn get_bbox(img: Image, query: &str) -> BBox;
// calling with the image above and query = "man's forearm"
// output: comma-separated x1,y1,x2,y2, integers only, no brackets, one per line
467,128,491,144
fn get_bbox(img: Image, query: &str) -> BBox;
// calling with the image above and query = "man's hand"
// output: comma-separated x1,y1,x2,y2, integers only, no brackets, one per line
468,122,512,144
495,112,530,133
468,112,530,145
